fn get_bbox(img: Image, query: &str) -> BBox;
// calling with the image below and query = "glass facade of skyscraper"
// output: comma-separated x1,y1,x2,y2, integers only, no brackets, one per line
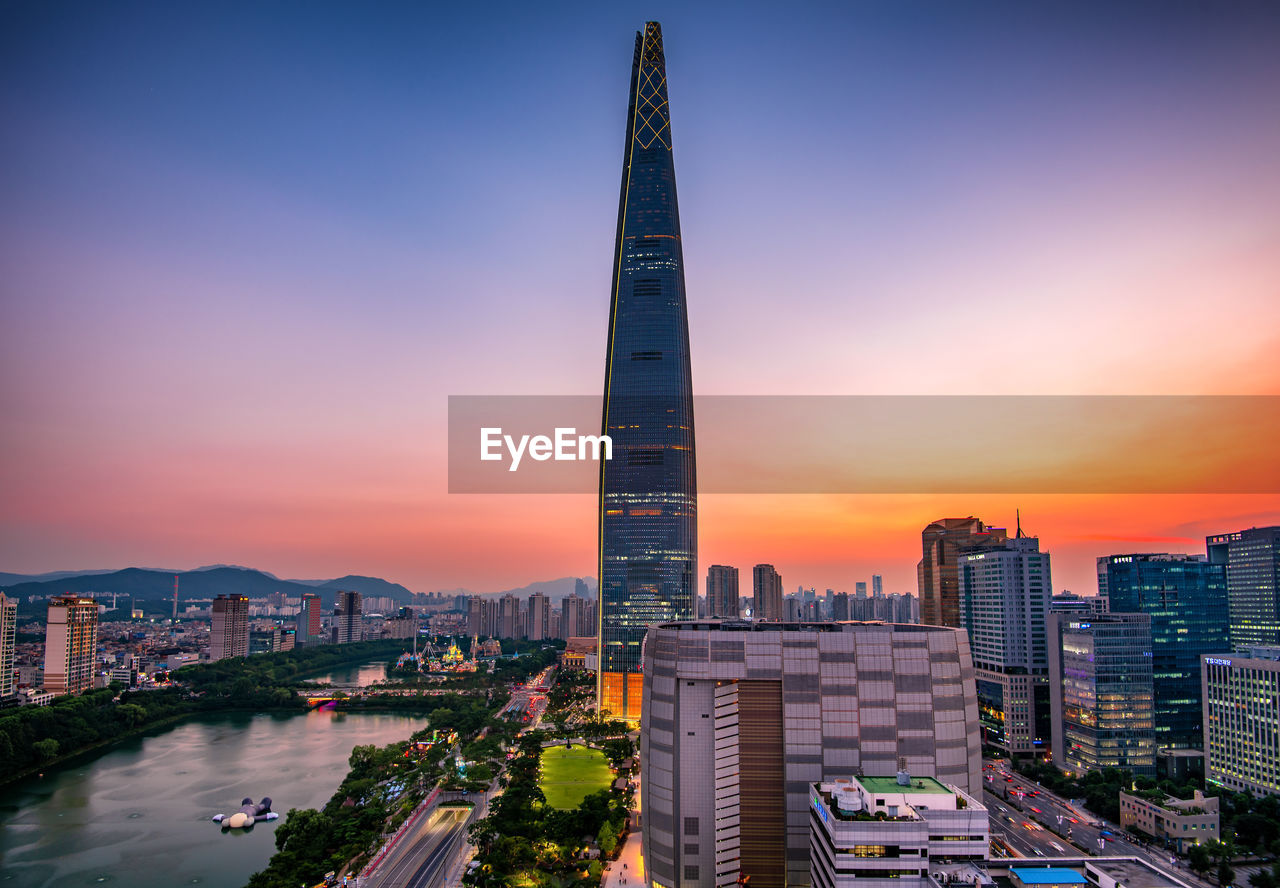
598,22,697,722
1098,553,1229,748
1049,612,1157,778
1208,526,1280,649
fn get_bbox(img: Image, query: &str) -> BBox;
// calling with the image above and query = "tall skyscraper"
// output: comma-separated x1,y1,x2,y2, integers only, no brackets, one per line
1202,647,1280,797
706,564,739,618
855,581,867,598
499,593,519,640
641,621,982,888
753,563,784,621
298,591,323,645
1049,612,1157,778
1207,526,1280,649
1098,553,1229,747
527,592,550,641
872,574,883,598
0,592,15,698
562,593,590,639
917,517,1009,627
598,21,698,722
957,534,1052,757
334,590,362,644
43,596,99,695
210,594,250,660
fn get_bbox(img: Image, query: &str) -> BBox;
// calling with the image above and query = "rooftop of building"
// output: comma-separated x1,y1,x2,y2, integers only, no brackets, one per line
859,775,952,795
1009,868,1088,885
656,619,944,634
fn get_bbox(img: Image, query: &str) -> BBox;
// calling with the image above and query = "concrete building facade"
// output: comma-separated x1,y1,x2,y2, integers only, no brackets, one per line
210,594,250,661
810,775,989,888
43,596,99,695
640,621,982,888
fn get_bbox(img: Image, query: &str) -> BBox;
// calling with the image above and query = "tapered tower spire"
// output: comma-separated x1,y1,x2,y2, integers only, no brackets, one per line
597,22,697,723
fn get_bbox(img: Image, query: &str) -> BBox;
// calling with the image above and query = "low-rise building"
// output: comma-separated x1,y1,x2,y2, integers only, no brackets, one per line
1118,791,1219,852
810,774,988,888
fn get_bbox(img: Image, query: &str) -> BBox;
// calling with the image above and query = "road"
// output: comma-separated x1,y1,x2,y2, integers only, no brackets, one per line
366,806,472,888
983,759,1217,888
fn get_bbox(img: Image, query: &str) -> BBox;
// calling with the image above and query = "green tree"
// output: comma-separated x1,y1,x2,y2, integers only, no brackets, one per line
33,738,59,760
597,820,617,857
1217,862,1235,887
1189,843,1213,876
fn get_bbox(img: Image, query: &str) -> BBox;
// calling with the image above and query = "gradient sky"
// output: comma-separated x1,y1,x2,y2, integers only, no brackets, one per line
2,1,1279,598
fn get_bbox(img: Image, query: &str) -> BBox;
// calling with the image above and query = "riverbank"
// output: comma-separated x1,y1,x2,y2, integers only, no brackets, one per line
0,639,415,786
0,710,429,888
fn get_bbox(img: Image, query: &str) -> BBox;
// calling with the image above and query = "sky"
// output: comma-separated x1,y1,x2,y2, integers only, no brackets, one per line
2,1,1279,598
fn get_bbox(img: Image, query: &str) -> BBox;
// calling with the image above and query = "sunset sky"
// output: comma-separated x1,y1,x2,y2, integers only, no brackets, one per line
2,1,1279,598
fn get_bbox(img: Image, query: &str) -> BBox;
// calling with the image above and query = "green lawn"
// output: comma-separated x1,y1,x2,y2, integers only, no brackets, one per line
539,745,613,809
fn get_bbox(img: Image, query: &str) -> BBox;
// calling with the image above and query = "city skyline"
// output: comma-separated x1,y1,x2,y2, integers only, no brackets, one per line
4,3,1280,600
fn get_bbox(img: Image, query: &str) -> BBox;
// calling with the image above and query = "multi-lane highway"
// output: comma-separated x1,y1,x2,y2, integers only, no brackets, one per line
982,759,1214,887
366,806,472,888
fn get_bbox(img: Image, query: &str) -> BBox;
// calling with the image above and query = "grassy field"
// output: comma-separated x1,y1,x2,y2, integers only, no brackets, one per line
539,745,613,809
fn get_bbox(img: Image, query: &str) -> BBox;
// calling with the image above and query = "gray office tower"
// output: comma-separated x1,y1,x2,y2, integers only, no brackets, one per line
1208,526,1280,649
957,534,1052,757
641,621,981,888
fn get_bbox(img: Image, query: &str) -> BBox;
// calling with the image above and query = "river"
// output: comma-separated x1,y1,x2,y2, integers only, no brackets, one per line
0,708,427,888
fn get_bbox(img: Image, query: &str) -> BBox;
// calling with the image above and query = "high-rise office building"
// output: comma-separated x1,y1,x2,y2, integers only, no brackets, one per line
298,591,323,645
1202,647,1280,797
43,596,99,695
1207,526,1280,649
499,593,519,640
1098,553,1229,748
641,620,982,888
957,534,1051,757
918,517,1009,627
707,564,739,618
527,592,550,641
210,594,250,661
597,21,698,722
1049,612,1156,778
872,574,883,598
334,590,362,644
561,593,589,639
0,592,15,698
753,563,784,621
855,581,867,598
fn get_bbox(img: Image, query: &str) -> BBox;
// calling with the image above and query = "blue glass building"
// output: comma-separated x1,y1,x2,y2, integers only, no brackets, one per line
1098,553,1229,748
597,22,697,722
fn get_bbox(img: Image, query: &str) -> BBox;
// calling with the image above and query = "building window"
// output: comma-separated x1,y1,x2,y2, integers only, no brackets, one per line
685,843,699,855
684,816,700,836
684,865,700,880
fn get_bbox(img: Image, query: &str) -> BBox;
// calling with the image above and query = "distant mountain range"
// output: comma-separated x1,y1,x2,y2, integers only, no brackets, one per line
0,567,597,614
473,576,597,602
0,566,414,611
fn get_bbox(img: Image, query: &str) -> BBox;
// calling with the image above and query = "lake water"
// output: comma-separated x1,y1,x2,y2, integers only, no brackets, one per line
0,709,426,888
306,660,389,688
